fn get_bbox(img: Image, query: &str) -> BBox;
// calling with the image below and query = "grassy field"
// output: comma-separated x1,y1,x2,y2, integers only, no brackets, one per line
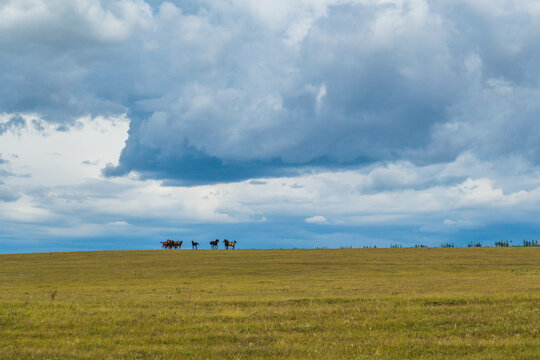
0,248,539,359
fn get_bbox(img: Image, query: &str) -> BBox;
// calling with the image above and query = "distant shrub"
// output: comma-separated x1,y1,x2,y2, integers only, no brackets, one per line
522,239,539,247
441,243,454,248
468,242,482,247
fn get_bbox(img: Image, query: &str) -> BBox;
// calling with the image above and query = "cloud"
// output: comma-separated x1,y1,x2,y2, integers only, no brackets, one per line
106,0,456,181
305,215,328,224
0,114,26,135
0,186,20,202
0,114,129,186
3,1,540,251
108,221,129,226
0,113,131,224
1,116,540,250
0,0,538,184
0,1,153,121
0,0,152,45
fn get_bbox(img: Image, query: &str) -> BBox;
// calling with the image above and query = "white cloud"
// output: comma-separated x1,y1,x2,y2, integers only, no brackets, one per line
0,114,129,186
305,215,328,224
0,0,152,44
108,221,129,226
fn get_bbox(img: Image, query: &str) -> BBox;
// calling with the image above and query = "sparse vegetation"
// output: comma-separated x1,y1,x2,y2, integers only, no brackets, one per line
522,239,539,247
468,241,482,247
494,240,509,247
440,242,454,248
414,244,428,248
390,244,402,248
1,248,539,359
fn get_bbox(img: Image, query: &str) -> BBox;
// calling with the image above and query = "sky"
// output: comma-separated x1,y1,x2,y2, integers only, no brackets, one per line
1,0,540,253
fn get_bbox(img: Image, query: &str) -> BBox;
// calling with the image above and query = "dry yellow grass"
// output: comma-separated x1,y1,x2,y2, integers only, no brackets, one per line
0,248,539,359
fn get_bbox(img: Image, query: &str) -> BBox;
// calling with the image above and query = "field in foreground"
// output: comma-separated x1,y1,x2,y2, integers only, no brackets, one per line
0,248,539,359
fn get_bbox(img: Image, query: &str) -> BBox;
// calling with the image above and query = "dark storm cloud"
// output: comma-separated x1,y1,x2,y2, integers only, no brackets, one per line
2,0,540,183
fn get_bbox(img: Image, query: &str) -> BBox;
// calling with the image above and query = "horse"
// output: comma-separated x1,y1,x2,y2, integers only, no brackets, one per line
161,239,174,249
210,239,219,249
192,241,199,250
161,239,182,249
223,239,237,250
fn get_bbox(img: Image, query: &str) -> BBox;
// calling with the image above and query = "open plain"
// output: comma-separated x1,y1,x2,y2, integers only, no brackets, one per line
0,248,539,359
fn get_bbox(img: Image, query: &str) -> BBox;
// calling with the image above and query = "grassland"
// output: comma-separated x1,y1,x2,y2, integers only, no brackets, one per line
0,248,539,359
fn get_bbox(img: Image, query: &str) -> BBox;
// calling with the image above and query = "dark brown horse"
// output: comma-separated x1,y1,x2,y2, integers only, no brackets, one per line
223,239,237,250
210,239,219,249
192,241,199,249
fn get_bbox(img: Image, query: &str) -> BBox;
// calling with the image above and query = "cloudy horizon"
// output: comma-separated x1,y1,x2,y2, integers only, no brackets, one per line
2,0,540,253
